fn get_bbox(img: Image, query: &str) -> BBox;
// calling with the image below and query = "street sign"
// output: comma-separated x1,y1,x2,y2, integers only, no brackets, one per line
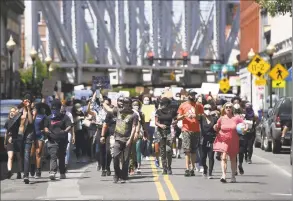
247,55,270,78
210,64,235,72
255,78,266,86
219,78,230,94
272,80,286,88
190,55,199,65
285,67,292,81
269,63,289,80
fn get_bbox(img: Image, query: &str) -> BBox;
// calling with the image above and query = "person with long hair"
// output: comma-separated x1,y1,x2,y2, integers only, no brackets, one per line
199,104,218,179
155,97,178,175
4,107,22,179
213,102,247,183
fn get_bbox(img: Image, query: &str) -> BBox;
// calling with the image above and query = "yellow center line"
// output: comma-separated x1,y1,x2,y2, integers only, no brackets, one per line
150,157,167,200
163,175,180,200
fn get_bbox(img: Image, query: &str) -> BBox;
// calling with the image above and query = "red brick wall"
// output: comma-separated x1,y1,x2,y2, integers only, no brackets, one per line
240,0,260,61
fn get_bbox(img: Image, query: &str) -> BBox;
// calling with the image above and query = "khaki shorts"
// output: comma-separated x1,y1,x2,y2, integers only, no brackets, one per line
182,131,200,153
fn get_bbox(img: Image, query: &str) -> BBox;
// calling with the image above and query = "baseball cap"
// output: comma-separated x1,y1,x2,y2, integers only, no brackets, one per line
188,90,197,96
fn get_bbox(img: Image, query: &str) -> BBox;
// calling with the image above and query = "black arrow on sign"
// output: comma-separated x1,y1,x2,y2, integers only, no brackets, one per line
276,82,282,86
255,58,261,63
257,72,262,77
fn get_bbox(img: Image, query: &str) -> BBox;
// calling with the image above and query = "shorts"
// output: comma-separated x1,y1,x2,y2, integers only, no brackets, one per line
6,135,23,152
182,131,200,153
153,128,161,143
36,135,46,141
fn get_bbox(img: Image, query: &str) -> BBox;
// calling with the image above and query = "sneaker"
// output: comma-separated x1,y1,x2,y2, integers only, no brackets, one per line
247,159,252,164
195,163,200,172
177,154,181,159
101,170,107,177
184,169,190,177
120,180,126,183
17,172,22,179
113,175,119,183
230,177,236,183
60,174,66,179
155,160,160,168
106,169,111,176
199,167,204,173
172,154,176,158
136,168,141,174
49,173,56,180
7,171,13,179
23,177,29,184
220,177,227,183
35,169,41,179
162,169,168,175
145,156,150,161
96,164,101,171
190,170,195,176
208,173,213,179
238,165,244,175
30,164,36,177
167,168,172,175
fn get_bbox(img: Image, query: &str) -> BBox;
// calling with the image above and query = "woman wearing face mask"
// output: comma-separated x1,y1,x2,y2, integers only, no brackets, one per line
213,102,247,183
4,107,22,179
155,97,178,175
199,104,218,179
129,100,148,174
72,102,87,163
31,103,50,179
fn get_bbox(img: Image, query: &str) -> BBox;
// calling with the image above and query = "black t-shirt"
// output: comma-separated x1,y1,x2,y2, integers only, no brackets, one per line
104,112,117,135
48,114,72,141
156,108,177,127
199,116,217,136
4,118,20,139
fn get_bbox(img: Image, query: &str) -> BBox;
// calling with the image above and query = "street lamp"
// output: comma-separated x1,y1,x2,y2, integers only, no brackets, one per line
45,56,52,78
30,47,38,93
266,43,276,108
248,48,255,103
6,35,16,98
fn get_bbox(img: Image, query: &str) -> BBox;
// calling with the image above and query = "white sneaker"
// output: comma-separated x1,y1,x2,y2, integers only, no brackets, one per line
49,173,56,180
60,174,66,179
136,169,141,174
199,167,204,173
195,163,200,172
145,156,150,161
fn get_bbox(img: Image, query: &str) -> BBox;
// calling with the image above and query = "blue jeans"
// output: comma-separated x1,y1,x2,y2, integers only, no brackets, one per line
195,146,202,166
65,133,72,165
23,140,33,177
146,123,155,157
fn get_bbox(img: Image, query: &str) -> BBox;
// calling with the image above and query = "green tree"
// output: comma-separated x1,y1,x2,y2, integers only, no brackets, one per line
255,0,292,17
19,57,48,94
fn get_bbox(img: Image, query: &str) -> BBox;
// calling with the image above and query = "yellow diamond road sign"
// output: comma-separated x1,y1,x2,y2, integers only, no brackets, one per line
255,78,266,86
269,63,289,80
247,55,270,78
272,80,286,88
219,78,230,93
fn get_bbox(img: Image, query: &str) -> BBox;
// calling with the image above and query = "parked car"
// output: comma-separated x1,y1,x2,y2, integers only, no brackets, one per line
0,99,22,154
254,109,272,152
256,97,292,154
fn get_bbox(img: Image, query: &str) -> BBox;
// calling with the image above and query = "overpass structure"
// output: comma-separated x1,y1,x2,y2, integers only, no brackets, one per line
24,0,240,87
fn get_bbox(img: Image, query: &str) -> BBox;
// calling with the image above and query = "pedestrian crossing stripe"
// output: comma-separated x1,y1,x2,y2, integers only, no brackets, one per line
272,80,286,88
269,63,289,80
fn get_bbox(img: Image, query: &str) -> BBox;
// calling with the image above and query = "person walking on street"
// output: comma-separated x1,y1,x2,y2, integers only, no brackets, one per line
47,100,72,180
177,90,204,177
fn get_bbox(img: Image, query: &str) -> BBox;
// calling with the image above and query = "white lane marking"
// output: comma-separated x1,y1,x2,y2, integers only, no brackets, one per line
37,163,103,200
270,193,292,196
253,154,292,177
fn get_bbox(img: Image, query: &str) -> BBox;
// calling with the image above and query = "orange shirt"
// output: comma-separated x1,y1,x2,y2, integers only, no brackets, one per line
177,101,204,132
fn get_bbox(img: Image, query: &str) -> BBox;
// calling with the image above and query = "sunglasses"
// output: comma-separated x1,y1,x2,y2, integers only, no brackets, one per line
225,106,232,109
204,108,212,111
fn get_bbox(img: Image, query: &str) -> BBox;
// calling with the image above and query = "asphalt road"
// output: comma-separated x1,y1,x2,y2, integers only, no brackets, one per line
1,148,292,200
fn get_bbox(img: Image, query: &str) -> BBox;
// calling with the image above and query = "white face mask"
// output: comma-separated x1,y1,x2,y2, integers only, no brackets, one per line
204,110,211,116
133,106,139,111
143,100,150,105
174,97,180,101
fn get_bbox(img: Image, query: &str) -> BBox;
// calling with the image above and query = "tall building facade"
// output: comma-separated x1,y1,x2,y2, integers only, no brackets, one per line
0,0,25,98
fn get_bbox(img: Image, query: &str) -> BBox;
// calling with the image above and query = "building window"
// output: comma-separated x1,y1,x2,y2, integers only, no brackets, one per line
37,11,42,23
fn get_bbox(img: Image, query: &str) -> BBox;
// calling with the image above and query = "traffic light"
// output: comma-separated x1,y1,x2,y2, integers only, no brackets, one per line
170,71,175,81
147,51,154,66
182,51,188,65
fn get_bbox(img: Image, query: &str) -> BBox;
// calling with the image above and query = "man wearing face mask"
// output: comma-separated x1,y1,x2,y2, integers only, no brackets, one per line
103,97,139,183
177,90,204,177
47,100,72,180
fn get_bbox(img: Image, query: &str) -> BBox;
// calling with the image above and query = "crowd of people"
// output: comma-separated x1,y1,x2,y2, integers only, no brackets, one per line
4,89,261,184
